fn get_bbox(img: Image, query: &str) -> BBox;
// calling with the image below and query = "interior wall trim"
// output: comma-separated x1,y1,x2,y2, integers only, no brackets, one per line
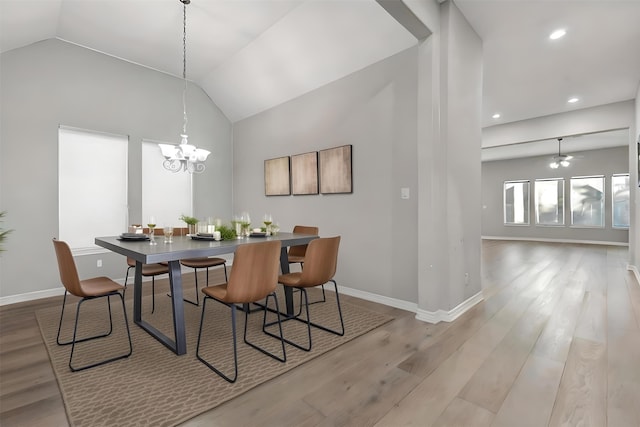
482,236,629,247
335,285,418,313
627,264,640,287
415,291,484,324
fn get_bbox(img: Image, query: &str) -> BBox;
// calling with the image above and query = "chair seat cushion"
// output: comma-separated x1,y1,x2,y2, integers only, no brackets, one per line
141,263,169,276
180,257,226,268
288,255,305,264
202,283,229,301
278,272,303,287
80,277,124,297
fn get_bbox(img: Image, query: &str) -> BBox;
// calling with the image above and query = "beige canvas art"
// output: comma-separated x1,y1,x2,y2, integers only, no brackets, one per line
264,156,290,196
319,145,352,194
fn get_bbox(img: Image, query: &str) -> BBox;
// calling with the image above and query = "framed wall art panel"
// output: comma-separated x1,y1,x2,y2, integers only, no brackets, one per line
264,156,291,196
319,145,352,194
291,151,318,195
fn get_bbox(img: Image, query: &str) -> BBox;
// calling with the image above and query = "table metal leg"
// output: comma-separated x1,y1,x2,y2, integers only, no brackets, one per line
133,260,187,355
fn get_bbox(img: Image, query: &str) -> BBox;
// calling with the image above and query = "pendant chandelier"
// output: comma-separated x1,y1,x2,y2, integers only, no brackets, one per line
159,0,210,173
549,137,572,169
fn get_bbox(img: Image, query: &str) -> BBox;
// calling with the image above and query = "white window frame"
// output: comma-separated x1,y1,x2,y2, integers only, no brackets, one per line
58,126,128,255
570,175,605,228
503,180,530,226
611,173,630,229
534,178,565,226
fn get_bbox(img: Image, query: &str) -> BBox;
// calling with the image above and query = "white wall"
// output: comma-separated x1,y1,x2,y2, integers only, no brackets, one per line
0,39,232,299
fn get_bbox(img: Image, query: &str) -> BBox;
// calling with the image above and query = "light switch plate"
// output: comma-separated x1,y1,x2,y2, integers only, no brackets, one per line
401,187,410,199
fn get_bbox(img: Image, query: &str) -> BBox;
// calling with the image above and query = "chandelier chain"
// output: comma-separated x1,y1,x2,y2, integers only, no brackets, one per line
182,0,188,134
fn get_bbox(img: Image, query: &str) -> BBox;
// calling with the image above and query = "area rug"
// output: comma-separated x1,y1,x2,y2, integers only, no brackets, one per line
36,287,393,427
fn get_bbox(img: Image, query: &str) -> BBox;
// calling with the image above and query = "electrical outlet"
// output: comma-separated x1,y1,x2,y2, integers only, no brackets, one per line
97,259,102,268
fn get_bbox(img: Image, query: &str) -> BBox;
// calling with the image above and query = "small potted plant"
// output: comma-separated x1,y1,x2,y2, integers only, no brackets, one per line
179,214,199,235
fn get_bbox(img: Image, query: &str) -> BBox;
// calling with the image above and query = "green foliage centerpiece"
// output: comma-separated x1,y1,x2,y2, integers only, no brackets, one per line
0,211,12,252
179,214,199,235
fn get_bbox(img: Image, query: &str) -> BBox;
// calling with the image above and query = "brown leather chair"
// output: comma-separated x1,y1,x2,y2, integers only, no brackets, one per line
196,240,286,383
274,236,343,352
179,257,227,306
124,257,169,313
288,225,325,305
287,225,319,266
52,239,132,372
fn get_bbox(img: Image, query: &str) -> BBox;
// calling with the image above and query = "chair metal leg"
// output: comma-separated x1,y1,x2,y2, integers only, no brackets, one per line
266,280,344,352
177,264,227,307
57,291,114,346
196,297,238,383
244,292,286,363
182,267,202,307
123,266,133,299
126,265,156,314
265,288,312,351
196,292,286,383
67,291,133,372
151,277,156,313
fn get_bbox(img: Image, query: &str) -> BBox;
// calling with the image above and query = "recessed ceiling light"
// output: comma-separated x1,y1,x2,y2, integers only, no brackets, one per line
568,97,579,103
492,113,501,119
549,29,566,40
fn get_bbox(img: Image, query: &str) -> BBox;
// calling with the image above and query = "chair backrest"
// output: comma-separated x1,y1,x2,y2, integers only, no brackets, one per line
226,240,282,303
288,225,319,258
52,238,85,297
297,236,341,287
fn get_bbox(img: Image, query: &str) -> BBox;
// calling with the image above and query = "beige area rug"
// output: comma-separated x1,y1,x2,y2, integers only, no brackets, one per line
36,287,393,427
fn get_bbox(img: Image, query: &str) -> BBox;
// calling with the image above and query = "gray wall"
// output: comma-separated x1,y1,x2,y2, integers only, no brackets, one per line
417,0,482,315
0,39,232,298
233,47,419,303
482,146,629,243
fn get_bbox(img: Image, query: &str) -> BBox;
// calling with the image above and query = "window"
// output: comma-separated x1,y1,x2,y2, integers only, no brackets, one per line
570,176,605,227
59,126,128,253
504,181,529,225
142,140,192,228
535,178,564,225
612,173,630,228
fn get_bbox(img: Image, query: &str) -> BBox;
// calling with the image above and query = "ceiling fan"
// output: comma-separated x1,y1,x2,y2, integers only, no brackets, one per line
549,137,573,169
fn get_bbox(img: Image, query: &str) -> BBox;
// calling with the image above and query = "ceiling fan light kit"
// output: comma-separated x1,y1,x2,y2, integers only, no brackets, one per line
549,137,573,169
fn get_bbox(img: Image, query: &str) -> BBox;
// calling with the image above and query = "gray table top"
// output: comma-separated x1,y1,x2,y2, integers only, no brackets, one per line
95,232,317,264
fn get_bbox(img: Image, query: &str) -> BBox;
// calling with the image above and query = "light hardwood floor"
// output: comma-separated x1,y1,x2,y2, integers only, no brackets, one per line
1,241,639,426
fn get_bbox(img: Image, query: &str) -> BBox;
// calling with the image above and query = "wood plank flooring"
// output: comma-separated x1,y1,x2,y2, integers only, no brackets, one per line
1,241,639,426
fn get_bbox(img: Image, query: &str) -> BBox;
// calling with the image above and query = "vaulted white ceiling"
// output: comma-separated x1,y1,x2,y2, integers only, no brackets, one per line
2,0,639,152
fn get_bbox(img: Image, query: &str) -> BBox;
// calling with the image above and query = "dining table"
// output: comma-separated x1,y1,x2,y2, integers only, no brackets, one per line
95,232,318,355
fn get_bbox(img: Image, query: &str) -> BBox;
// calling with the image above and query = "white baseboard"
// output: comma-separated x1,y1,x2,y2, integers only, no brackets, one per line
0,287,66,306
482,236,628,247
627,264,640,287
336,285,418,313
0,273,173,306
415,291,484,324
2,272,481,324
